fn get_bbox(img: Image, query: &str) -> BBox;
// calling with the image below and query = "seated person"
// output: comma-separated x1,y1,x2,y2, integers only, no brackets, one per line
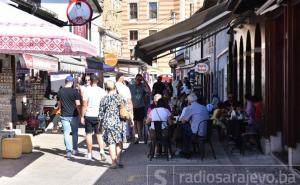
48,103,61,130
211,102,226,140
172,99,189,155
180,93,209,157
147,94,162,121
147,99,172,157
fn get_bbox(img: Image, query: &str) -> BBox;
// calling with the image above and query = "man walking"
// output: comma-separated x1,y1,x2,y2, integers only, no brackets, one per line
57,76,81,158
129,74,151,144
80,75,91,98
81,75,107,160
152,76,166,97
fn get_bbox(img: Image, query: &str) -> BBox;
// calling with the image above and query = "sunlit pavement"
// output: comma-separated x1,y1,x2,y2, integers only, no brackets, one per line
0,129,299,185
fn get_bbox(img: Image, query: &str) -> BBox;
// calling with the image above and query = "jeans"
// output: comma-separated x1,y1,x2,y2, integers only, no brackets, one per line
181,123,192,153
61,116,79,153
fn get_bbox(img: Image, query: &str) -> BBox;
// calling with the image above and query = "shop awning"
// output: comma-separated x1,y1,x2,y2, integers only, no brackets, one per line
255,0,281,15
54,55,86,73
19,54,59,72
169,53,184,68
0,2,97,57
86,57,102,73
134,1,231,65
86,57,115,73
117,59,145,67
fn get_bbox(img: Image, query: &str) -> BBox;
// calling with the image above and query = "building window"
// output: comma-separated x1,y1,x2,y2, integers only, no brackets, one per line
129,3,138,19
149,30,157,36
149,2,157,19
129,30,138,40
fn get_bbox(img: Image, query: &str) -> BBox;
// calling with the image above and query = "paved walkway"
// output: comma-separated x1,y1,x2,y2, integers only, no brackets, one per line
0,129,299,185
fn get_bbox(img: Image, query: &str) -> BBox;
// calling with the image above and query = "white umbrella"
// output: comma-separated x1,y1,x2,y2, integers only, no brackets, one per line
0,2,97,57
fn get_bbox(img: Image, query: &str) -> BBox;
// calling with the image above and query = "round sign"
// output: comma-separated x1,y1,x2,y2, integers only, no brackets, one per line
67,0,93,26
195,63,209,73
104,53,118,66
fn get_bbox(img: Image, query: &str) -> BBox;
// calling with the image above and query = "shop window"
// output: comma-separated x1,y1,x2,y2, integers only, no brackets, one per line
129,3,138,19
149,2,157,19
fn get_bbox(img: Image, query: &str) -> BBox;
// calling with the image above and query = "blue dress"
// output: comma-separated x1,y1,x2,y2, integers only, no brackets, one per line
98,93,127,145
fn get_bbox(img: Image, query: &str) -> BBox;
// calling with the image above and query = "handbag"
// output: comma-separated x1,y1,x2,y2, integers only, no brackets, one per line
119,102,130,120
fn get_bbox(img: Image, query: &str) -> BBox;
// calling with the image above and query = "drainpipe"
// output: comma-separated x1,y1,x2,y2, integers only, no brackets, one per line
213,33,217,97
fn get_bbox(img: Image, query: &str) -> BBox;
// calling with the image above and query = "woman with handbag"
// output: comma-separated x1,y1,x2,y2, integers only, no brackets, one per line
147,98,173,159
98,80,128,169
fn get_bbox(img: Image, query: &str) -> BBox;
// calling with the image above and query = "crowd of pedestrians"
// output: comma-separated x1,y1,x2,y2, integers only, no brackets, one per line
54,72,263,167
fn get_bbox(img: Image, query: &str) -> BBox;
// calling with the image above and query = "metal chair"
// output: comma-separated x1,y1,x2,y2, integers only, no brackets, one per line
224,120,247,154
196,119,216,160
148,121,171,161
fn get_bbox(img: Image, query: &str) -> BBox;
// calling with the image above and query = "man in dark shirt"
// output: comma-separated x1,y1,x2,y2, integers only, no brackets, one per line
152,76,166,97
57,76,81,158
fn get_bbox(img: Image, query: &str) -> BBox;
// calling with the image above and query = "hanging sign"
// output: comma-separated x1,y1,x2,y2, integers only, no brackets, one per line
104,53,118,66
67,0,93,26
74,25,87,38
195,63,209,73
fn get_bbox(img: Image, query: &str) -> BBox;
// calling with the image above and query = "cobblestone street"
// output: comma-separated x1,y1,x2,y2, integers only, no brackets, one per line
1,129,299,185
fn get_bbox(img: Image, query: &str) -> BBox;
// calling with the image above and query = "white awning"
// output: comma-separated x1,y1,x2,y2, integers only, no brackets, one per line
18,54,59,72
54,55,86,73
0,2,97,57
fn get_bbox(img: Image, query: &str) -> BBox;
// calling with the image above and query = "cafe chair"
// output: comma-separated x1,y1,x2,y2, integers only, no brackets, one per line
148,121,171,161
241,131,263,155
196,120,216,160
224,120,247,154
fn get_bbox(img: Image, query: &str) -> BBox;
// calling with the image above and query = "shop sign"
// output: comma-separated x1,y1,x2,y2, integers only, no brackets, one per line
195,63,209,73
67,0,93,26
74,25,87,39
19,54,58,72
104,53,118,66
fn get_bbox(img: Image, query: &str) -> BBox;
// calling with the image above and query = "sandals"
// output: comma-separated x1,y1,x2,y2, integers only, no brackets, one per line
109,164,118,169
100,153,107,161
109,163,124,169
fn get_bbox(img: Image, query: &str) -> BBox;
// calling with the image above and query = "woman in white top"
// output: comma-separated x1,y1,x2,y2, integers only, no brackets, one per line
147,99,171,130
147,98,172,158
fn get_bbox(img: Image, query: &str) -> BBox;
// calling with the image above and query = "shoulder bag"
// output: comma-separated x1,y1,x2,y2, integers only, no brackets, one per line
118,94,130,120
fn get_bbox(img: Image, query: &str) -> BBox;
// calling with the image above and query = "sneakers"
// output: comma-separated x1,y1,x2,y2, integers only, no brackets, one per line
72,149,79,156
134,137,139,144
66,152,72,159
86,153,92,160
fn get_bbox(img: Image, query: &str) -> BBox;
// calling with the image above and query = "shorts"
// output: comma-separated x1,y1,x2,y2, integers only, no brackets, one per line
133,107,145,122
84,116,103,134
